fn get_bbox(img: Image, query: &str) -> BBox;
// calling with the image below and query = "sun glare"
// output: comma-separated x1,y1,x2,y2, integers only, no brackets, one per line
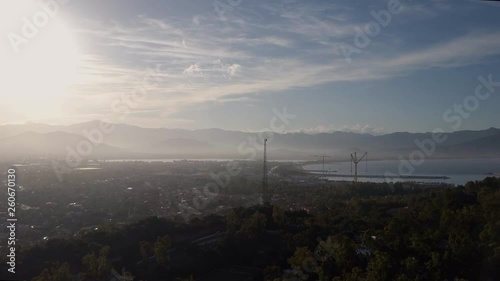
0,1,81,121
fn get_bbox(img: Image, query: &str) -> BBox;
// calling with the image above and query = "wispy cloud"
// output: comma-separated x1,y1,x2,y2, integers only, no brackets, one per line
63,0,500,128
376,31,500,70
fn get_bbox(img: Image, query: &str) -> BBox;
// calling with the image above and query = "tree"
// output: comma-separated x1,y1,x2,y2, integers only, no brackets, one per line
31,263,72,281
154,235,171,265
366,251,392,281
273,205,286,226
79,246,112,280
287,247,316,280
240,211,267,238
226,209,242,232
333,267,365,281
139,241,153,262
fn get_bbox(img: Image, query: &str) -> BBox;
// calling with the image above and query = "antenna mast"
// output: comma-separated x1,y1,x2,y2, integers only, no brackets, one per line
262,139,269,204
350,152,367,184
312,154,332,178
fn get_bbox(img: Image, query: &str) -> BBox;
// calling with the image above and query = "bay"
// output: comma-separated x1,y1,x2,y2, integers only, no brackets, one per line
303,158,500,185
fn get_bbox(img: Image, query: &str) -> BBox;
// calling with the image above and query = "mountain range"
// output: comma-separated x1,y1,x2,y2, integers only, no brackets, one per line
0,121,499,161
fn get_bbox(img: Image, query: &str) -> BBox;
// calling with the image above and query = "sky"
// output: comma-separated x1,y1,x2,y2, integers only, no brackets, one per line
0,0,499,134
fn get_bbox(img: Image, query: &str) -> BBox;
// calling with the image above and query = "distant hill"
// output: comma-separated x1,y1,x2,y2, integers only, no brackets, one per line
0,131,126,160
444,133,500,157
0,123,65,139
0,122,499,161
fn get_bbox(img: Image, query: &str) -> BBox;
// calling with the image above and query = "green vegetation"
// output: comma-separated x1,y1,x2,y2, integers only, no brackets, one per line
5,177,499,280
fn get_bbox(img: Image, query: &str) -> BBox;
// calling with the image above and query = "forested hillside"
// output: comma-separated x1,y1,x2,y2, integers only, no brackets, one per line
5,177,499,281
